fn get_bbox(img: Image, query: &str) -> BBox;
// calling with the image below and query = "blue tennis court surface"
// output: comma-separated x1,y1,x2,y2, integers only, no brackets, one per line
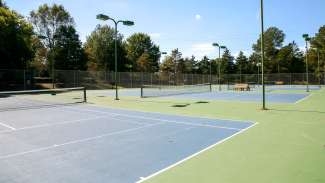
0,105,254,183
90,89,309,103
168,92,309,103
255,85,321,91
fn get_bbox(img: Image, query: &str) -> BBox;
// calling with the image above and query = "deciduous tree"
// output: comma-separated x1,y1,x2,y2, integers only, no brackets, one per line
252,27,285,73
0,5,33,69
84,25,126,71
125,33,160,72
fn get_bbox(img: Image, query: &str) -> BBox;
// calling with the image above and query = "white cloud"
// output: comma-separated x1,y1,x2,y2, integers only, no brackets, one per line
195,14,202,21
189,43,215,59
299,46,308,53
149,33,162,39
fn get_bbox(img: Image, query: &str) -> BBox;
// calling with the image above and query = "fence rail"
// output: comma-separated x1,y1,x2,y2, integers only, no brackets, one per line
0,69,324,91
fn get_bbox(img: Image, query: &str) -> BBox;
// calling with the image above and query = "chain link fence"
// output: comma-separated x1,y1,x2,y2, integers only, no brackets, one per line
1,69,324,91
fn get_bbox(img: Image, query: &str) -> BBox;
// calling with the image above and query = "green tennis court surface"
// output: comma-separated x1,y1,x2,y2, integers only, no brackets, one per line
88,88,325,183
0,86,324,183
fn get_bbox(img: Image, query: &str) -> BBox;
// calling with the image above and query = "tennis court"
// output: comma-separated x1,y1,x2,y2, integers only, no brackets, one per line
0,99,255,183
254,85,321,91
162,92,309,103
89,86,310,104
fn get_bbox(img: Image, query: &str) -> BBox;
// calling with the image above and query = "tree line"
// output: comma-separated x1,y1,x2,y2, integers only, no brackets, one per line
1,2,324,76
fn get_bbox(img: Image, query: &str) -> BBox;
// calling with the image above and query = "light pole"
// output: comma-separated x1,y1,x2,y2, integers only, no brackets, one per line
160,52,168,56
159,52,168,66
173,49,181,85
260,0,266,110
212,43,226,91
209,58,212,84
303,34,311,92
97,14,134,100
239,61,242,83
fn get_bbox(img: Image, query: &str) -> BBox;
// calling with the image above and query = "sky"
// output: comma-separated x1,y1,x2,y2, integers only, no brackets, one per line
6,0,325,59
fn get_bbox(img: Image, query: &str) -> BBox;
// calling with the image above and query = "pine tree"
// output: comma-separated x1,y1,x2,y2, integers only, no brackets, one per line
235,51,248,82
221,49,235,74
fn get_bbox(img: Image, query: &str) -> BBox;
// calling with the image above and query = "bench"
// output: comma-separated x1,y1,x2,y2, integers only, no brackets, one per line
234,83,250,91
275,81,284,85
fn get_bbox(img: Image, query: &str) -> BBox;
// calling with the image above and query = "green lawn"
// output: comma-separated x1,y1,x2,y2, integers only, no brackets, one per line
89,89,325,183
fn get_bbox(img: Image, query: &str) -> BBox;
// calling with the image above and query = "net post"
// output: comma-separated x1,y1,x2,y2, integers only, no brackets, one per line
140,86,144,98
83,87,87,103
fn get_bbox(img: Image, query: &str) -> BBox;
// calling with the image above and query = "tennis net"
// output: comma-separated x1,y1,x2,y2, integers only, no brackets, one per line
0,87,87,111
141,83,212,98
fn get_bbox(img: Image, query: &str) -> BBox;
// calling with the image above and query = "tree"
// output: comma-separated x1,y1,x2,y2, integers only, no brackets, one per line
311,26,325,53
0,6,34,69
310,25,325,74
276,42,304,73
197,56,210,74
29,36,47,72
160,56,175,73
30,4,75,73
160,49,183,74
252,27,285,73
136,52,153,72
235,51,249,81
125,33,160,72
248,53,261,74
84,25,126,71
182,56,197,74
171,49,183,74
51,26,87,70
30,4,74,49
221,49,235,74
0,0,7,8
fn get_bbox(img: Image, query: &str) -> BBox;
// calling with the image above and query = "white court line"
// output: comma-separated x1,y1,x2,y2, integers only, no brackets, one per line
0,122,165,160
136,122,259,183
295,93,313,104
63,107,243,131
0,122,16,131
0,114,149,135
0,116,106,134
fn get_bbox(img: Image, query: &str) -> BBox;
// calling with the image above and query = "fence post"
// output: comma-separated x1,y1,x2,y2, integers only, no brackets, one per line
78,70,81,87
290,73,292,86
23,70,26,90
130,72,133,88
73,70,76,87
119,72,121,87
83,87,87,103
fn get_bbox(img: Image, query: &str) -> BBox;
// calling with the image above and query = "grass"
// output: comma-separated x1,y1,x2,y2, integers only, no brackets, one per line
89,88,325,183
